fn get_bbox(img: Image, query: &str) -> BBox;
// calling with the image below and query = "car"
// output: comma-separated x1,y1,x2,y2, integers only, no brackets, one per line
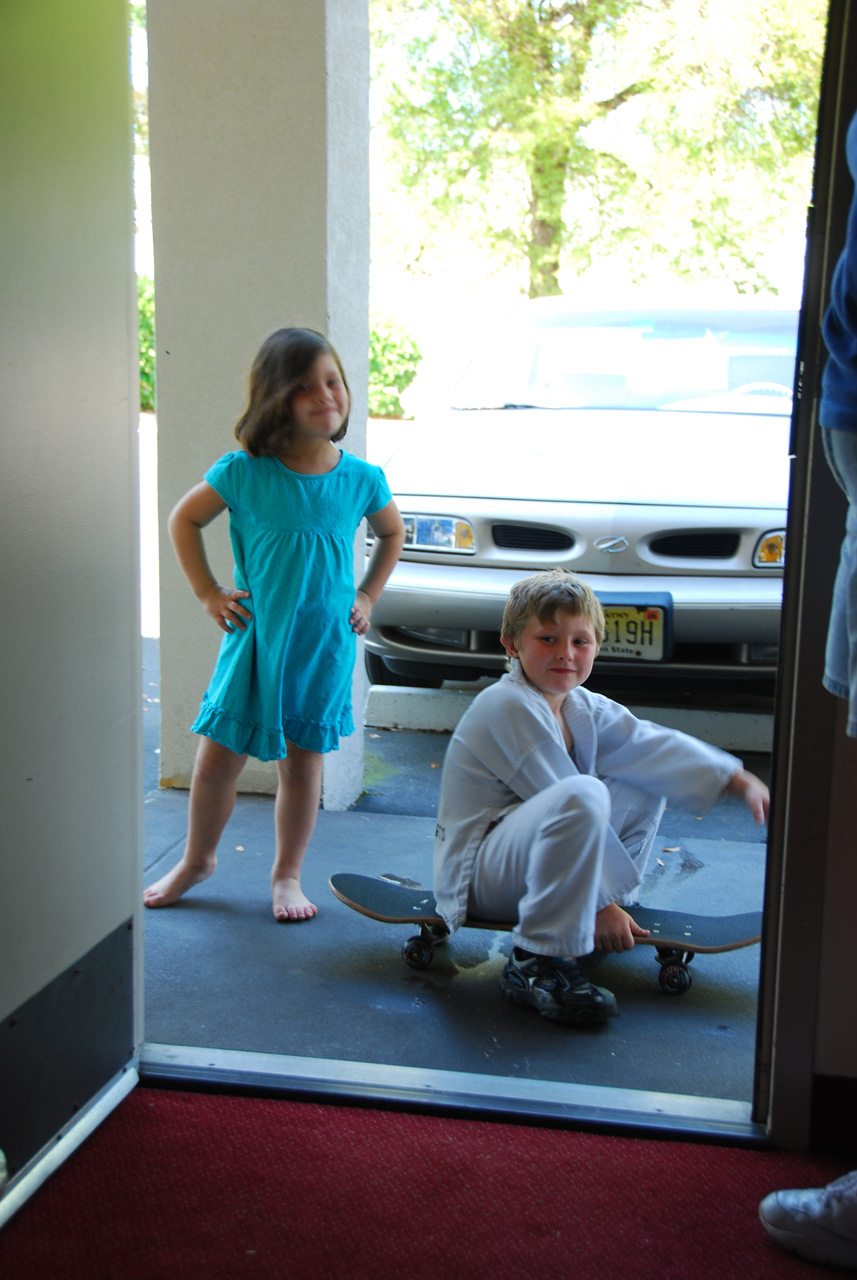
365,299,796,694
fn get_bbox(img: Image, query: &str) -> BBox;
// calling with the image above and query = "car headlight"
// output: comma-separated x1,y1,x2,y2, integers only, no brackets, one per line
402,515,476,554
753,530,786,568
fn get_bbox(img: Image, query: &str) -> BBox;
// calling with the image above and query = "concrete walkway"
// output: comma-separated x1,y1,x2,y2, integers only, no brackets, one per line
142,638,770,1117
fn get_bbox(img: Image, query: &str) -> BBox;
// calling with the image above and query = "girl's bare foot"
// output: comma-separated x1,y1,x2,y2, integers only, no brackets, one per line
143,857,217,907
272,875,317,922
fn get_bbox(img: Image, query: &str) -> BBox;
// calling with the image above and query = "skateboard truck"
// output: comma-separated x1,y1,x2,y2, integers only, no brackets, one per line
653,946,696,994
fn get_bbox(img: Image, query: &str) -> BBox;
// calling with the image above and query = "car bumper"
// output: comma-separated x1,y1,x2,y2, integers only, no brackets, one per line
366,562,783,682
371,561,782,639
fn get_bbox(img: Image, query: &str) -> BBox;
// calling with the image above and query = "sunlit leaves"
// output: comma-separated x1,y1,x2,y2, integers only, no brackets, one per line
371,0,825,297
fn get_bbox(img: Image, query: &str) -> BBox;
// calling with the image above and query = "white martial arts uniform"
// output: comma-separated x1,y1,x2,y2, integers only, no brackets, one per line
433,662,740,958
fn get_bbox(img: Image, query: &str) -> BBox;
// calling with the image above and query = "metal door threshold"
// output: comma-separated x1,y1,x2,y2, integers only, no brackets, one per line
141,1042,767,1145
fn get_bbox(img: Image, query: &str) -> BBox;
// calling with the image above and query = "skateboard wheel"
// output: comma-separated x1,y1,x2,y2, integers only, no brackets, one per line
402,935,434,968
659,962,692,994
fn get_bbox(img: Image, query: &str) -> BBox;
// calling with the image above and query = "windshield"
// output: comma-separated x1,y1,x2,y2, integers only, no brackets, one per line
451,312,798,414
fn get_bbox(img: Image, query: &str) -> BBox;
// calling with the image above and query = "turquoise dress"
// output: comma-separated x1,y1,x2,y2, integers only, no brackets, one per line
191,449,392,759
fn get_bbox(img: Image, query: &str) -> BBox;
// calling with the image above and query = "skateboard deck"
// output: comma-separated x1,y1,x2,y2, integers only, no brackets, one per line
329,872,762,995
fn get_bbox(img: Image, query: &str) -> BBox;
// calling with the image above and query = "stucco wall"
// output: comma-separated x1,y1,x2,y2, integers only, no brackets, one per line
0,0,142,1023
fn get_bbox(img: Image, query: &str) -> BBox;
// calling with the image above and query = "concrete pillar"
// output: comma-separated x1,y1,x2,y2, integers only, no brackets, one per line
148,0,369,807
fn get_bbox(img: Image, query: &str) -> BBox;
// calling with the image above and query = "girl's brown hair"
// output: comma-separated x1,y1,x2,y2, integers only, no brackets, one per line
234,327,351,456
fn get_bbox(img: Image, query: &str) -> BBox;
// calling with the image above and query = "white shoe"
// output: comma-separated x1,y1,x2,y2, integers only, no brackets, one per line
759,1169,857,1269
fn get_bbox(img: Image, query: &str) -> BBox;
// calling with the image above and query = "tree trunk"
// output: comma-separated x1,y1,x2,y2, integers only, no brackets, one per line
527,214,563,297
526,142,568,298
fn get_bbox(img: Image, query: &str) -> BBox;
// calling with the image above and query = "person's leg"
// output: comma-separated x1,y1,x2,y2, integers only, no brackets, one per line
271,742,323,921
143,736,247,907
470,773,660,957
471,775,635,956
469,776,617,1024
822,427,857,736
602,777,666,907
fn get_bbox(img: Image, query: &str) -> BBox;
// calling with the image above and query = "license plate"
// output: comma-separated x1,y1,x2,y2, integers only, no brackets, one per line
600,605,665,661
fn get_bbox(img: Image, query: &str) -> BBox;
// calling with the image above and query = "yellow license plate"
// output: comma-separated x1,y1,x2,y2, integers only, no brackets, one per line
601,605,664,661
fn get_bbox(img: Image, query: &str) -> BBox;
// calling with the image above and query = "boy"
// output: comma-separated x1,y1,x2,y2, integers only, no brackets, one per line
433,569,769,1026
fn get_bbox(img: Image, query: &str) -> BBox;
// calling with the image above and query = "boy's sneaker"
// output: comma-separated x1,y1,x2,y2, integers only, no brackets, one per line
500,949,617,1025
759,1169,857,1269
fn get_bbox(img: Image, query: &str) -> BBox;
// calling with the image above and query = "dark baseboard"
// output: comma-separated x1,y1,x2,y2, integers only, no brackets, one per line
811,1074,857,1156
0,920,134,1179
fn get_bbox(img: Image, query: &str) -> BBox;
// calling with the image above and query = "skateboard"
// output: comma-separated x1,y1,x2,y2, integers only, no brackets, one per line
329,871,763,995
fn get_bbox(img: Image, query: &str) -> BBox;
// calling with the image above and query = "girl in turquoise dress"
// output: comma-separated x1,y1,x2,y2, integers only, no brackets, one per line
143,328,405,921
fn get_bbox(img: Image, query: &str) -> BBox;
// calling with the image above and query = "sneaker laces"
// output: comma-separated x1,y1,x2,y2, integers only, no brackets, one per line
825,1170,857,1204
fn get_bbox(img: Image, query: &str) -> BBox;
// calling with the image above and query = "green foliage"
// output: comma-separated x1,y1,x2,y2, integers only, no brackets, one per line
129,3,148,156
134,288,419,421
372,0,826,297
133,87,149,156
369,317,421,418
137,275,156,413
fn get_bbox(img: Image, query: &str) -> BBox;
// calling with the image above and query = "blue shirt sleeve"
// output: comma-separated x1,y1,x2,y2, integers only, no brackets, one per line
203,451,245,510
364,463,393,518
821,110,857,432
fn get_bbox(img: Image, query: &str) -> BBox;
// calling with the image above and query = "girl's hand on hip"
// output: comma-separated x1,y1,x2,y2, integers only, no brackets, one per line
203,585,252,633
350,590,373,635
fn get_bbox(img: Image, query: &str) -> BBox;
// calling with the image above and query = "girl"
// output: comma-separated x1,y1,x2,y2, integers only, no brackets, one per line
143,327,405,921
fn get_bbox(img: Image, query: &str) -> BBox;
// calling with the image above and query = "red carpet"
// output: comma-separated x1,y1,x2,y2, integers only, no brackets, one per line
0,1087,847,1279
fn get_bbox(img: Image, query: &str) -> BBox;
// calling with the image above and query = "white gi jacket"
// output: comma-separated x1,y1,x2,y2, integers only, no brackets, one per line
433,662,740,935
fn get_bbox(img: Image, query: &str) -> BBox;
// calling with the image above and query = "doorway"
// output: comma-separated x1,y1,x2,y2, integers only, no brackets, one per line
139,0,855,1148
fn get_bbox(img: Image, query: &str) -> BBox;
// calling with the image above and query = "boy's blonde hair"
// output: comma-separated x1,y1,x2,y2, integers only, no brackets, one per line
501,570,605,649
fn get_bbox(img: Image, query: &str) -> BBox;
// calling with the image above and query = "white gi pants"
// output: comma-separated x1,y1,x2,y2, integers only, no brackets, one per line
468,775,665,958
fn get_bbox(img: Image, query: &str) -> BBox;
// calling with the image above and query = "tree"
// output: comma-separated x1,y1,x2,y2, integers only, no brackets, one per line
138,275,156,413
369,316,422,418
372,0,826,297
130,3,148,158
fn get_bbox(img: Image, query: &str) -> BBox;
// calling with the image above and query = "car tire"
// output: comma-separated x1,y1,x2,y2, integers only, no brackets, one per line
364,650,443,688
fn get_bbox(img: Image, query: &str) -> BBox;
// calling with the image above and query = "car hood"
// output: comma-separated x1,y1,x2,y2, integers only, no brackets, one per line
369,407,791,509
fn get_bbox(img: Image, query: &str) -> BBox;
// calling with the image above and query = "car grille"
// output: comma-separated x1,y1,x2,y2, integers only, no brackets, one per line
649,532,741,558
492,524,575,551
